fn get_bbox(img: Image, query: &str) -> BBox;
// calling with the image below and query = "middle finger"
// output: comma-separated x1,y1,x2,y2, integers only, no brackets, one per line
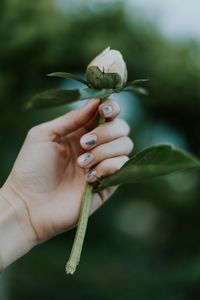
77,136,134,169
80,118,130,150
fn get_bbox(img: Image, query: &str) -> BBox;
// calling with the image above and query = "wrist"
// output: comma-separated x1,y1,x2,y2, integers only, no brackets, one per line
0,183,37,271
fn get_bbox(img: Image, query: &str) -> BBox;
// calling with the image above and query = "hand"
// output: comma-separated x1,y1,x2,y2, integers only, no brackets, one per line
0,99,133,268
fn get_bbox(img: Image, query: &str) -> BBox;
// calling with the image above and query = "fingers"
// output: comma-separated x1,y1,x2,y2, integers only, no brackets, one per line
77,136,134,169
27,98,120,142
37,99,100,138
80,118,130,150
98,99,120,119
85,155,129,183
73,99,121,137
42,98,120,138
78,99,131,179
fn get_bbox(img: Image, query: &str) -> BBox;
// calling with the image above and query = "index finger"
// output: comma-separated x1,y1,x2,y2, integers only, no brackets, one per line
98,99,120,120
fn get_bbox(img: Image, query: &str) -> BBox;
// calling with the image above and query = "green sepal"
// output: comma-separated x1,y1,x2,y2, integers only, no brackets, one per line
123,85,148,95
126,79,149,86
48,72,89,86
86,66,123,89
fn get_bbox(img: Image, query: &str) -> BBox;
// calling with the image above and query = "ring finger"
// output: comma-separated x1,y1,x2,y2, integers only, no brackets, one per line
77,136,133,169
85,155,129,183
80,118,130,150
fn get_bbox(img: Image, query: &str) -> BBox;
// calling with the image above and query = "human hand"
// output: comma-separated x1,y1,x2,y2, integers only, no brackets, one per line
0,99,133,269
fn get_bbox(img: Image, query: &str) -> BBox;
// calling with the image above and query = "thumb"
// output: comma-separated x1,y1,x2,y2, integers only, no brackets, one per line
45,99,100,137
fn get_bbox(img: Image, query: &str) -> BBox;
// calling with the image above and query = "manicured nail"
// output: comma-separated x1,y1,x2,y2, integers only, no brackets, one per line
102,105,113,116
85,170,97,182
80,134,97,148
77,152,94,167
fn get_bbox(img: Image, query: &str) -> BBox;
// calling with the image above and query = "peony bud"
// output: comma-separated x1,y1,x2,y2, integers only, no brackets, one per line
86,47,127,89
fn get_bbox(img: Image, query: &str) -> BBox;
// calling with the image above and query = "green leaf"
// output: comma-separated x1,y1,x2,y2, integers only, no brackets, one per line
123,85,148,95
25,87,115,109
25,89,80,109
79,88,114,100
123,78,149,95
126,78,149,86
95,145,200,191
48,72,89,86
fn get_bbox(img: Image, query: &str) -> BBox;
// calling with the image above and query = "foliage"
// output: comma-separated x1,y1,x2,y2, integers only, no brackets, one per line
96,145,200,191
1,0,200,299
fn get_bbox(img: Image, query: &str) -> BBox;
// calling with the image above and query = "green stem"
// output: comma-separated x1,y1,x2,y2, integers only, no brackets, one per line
66,183,93,274
65,98,106,275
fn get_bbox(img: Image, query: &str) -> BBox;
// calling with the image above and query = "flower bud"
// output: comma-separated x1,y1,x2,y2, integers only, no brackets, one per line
86,47,127,89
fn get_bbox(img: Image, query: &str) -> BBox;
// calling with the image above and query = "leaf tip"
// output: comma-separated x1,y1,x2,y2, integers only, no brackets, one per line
22,102,33,111
140,88,148,95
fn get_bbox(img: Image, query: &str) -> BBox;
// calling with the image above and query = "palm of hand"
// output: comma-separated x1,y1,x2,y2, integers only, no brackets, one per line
8,125,97,242
5,100,131,244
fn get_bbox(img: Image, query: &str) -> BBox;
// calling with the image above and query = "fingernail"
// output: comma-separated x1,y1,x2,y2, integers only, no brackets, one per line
80,134,97,148
102,105,113,116
86,170,97,182
77,152,94,167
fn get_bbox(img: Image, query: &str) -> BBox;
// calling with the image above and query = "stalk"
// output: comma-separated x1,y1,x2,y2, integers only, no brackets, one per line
65,98,106,274
65,183,93,274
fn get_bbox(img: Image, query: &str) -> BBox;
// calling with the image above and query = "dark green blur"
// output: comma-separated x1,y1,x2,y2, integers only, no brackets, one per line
0,1,200,299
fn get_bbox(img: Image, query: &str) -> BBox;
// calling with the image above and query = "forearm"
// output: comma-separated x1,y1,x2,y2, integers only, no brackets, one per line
0,183,36,271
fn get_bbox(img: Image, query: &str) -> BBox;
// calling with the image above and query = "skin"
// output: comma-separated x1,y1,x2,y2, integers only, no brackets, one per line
0,98,133,269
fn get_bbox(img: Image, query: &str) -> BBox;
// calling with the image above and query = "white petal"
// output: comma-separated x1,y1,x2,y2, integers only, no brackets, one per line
87,47,128,86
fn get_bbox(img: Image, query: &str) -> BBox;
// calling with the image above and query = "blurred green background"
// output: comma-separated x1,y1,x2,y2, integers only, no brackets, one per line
1,0,200,299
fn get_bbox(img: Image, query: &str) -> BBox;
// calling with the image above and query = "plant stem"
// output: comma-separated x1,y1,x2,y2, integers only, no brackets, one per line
66,183,93,274
65,98,106,275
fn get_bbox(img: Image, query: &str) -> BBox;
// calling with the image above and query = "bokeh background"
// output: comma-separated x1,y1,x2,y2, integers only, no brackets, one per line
1,0,200,299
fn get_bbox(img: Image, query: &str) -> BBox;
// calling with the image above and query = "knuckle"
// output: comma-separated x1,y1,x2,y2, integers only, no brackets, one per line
27,124,50,141
98,155,129,176
99,160,114,174
113,162,122,172
114,156,129,171
114,101,120,111
121,155,129,164
115,118,130,134
110,100,120,113
90,146,102,161
98,122,113,139
27,126,39,137
123,136,134,152
105,123,115,138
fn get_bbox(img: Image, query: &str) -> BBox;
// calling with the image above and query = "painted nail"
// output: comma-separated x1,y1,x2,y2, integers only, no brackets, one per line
85,170,97,182
80,134,97,148
102,105,113,116
77,152,94,167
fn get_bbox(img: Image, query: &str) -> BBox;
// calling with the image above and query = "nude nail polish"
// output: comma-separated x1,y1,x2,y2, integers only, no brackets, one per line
78,152,94,167
86,170,97,182
81,134,97,148
102,105,113,116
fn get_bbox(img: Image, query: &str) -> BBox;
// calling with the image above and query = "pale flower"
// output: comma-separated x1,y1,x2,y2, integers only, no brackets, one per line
86,47,127,89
